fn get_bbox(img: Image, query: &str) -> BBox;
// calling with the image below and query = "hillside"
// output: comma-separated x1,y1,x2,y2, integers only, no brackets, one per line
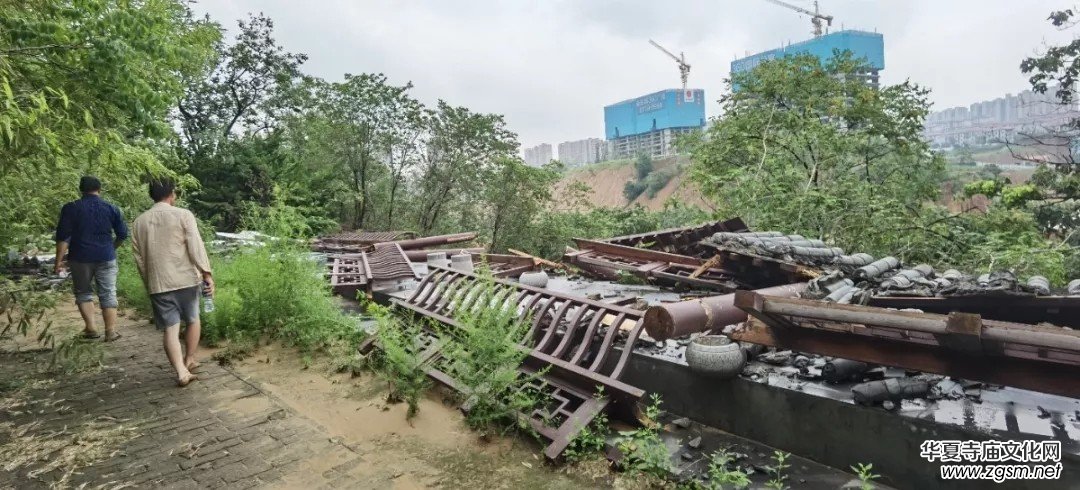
554,156,709,210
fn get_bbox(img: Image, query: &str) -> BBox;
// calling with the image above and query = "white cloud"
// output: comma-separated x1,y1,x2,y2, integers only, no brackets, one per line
192,0,1078,148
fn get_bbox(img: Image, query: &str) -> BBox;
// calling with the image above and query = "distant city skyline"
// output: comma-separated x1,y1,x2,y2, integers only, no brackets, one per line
193,1,1076,149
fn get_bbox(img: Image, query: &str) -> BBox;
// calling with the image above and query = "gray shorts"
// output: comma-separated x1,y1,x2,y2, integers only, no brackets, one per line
150,285,201,330
70,260,118,308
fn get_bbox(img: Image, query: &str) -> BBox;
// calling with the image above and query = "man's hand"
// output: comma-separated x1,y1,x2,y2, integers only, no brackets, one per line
202,273,215,296
54,240,68,276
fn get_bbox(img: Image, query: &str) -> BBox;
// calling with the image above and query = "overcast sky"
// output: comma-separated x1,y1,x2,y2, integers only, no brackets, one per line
192,0,1077,150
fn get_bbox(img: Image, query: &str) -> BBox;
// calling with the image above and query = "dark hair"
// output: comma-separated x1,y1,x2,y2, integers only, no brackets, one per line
79,176,102,194
148,178,176,202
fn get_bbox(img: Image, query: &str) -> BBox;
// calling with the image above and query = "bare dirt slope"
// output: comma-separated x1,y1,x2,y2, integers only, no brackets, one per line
554,156,709,211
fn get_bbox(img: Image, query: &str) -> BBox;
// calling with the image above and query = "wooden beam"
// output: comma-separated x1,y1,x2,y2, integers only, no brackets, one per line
731,317,1080,399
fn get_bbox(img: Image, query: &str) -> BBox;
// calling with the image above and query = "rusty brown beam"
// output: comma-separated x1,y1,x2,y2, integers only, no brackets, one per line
868,295,1080,329
731,292,1080,398
642,283,808,340
391,232,477,250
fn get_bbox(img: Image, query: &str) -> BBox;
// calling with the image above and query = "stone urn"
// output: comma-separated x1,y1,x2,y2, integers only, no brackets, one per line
518,271,550,288
685,335,745,379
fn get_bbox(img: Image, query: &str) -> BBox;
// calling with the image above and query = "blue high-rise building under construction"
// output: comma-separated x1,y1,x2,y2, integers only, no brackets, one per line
730,30,885,87
603,88,706,160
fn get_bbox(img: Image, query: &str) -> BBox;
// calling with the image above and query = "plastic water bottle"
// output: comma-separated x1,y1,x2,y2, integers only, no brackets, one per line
202,281,215,313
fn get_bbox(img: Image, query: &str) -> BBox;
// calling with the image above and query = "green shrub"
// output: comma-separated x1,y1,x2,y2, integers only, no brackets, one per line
623,180,646,201
200,241,359,352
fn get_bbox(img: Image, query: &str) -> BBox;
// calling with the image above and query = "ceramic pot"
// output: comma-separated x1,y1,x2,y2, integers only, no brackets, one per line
685,335,745,379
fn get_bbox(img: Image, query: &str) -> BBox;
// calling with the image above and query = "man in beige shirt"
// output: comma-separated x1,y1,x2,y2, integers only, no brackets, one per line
132,179,214,387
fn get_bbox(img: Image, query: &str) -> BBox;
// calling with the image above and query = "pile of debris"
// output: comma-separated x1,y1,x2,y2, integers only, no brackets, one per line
314,220,1080,460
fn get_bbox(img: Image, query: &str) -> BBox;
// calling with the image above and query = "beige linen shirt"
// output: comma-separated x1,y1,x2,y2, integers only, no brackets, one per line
131,202,212,295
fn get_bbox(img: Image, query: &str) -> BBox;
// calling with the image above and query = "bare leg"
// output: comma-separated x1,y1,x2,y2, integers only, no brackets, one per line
77,302,97,335
163,324,195,386
183,321,201,370
102,307,118,337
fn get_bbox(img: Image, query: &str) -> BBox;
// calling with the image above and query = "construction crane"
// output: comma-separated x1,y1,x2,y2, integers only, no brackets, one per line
765,0,833,37
649,39,690,91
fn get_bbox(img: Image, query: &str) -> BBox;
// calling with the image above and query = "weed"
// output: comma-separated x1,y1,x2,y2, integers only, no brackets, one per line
438,281,549,435
706,449,751,489
564,388,610,463
370,304,431,420
765,451,791,490
615,394,673,479
851,462,881,490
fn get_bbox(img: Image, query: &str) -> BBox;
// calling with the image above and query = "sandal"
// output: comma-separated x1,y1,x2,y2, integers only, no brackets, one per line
82,330,102,339
104,332,122,342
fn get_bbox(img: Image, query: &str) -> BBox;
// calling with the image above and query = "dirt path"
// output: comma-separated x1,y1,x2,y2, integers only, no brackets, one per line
0,303,608,489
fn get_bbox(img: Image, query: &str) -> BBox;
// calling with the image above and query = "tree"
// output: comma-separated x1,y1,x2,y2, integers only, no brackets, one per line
303,74,424,229
483,158,558,251
0,0,218,250
413,101,518,235
1015,9,1080,243
683,52,946,258
175,13,307,229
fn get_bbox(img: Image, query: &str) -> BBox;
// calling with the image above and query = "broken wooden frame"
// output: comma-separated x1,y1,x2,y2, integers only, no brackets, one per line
565,239,742,291
326,243,417,299
390,267,647,460
604,217,749,254
468,253,537,278
732,292,1080,398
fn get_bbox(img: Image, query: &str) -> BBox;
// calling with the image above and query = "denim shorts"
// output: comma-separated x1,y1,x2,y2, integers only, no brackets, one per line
69,260,118,308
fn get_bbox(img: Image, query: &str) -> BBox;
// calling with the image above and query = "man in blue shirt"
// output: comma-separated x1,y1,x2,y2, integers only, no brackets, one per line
55,176,130,341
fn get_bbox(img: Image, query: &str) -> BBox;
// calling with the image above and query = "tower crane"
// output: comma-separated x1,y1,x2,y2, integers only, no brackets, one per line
649,39,690,91
765,0,833,37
